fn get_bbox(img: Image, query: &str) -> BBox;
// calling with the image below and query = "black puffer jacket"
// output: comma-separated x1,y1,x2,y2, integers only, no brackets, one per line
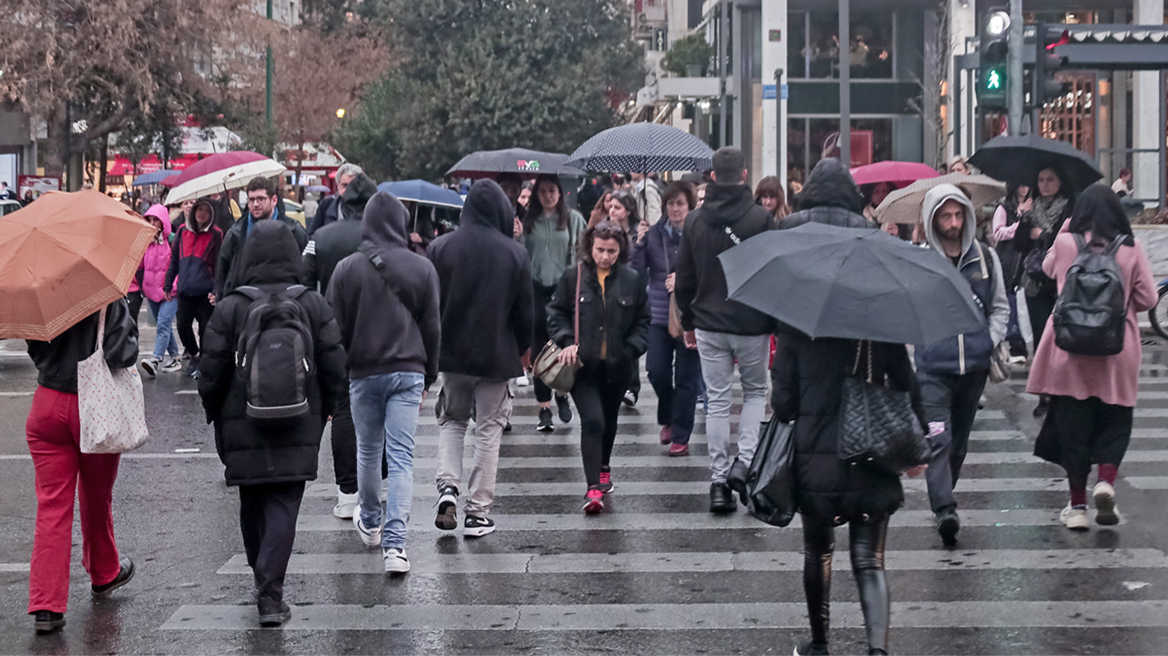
302,174,378,294
27,298,138,394
547,261,650,386
674,182,776,335
198,221,347,487
771,333,926,523
429,179,534,380
778,158,876,230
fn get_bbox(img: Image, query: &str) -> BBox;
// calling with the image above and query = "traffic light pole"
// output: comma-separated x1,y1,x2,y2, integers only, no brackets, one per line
1007,0,1024,134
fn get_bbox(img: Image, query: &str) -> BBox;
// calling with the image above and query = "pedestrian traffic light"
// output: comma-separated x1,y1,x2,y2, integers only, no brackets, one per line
978,11,1010,109
1035,22,1072,105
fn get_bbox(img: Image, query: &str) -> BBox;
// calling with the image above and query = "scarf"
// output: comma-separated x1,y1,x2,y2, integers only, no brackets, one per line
1029,195,1067,233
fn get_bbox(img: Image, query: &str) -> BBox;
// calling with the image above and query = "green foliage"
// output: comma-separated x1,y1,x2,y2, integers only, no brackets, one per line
660,33,713,77
344,0,644,181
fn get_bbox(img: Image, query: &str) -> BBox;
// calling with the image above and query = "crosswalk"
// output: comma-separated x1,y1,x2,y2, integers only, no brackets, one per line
159,363,1168,653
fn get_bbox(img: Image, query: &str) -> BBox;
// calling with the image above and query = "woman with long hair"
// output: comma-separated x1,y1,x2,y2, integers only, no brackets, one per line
775,336,927,656
991,182,1032,360
1014,165,1075,415
754,176,791,220
546,221,650,514
1028,185,1156,530
588,188,614,228
596,188,640,234
631,182,702,455
522,174,588,432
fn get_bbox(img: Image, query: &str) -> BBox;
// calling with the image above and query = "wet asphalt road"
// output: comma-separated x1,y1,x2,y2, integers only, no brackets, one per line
1,329,1168,655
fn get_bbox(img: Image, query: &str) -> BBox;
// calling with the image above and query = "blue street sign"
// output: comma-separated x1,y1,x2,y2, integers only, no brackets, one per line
763,85,777,100
781,84,789,100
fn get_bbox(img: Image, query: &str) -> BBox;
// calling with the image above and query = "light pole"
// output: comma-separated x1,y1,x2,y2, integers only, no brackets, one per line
265,0,274,131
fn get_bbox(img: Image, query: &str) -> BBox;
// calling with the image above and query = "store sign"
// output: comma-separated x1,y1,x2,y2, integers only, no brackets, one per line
19,175,60,199
821,131,874,168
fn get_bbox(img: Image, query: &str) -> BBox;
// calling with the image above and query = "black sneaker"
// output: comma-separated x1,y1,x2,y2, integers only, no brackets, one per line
185,355,200,379
91,557,134,598
709,482,736,514
464,515,496,537
435,486,459,530
794,641,830,655
139,357,159,377
622,390,638,407
935,508,960,546
32,610,65,634
257,597,291,627
536,407,554,432
726,458,749,501
503,422,512,433
555,394,572,423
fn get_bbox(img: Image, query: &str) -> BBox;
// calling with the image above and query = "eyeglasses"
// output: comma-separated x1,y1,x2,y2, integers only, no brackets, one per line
592,222,626,239
247,195,271,204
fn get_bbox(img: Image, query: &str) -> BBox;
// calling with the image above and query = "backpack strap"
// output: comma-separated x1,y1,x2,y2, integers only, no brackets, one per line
1073,233,1089,253
1105,235,1127,256
233,286,266,302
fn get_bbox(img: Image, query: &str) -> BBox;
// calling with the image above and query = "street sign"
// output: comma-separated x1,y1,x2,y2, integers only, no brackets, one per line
769,29,781,42
781,84,789,100
763,85,776,100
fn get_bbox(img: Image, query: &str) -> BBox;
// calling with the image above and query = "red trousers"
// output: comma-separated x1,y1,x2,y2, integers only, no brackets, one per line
25,386,122,613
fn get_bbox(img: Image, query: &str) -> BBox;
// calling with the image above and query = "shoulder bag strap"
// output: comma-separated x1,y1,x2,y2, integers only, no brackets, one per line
660,228,671,273
95,307,107,353
573,263,582,348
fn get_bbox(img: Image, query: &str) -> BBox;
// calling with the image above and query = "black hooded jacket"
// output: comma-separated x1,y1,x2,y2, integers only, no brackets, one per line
428,180,534,380
302,174,378,293
27,298,139,394
197,221,347,487
778,158,875,230
674,181,777,335
326,191,441,386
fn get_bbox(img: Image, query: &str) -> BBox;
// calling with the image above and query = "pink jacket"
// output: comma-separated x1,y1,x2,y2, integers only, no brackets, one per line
139,204,177,303
991,205,1019,244
1027,228,1157,407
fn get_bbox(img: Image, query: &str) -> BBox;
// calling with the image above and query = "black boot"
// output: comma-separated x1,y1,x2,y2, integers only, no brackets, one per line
32,610,65,634
709,482,736,514
91,557,134,598
726,457,749,501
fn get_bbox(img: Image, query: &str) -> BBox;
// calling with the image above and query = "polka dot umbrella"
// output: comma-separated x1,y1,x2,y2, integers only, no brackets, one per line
565,123,714,174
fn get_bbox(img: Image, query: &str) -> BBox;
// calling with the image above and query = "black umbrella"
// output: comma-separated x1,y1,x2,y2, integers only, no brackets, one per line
565,123,714,174
446,148,584,179
718,223,986,345
968,134,1103,192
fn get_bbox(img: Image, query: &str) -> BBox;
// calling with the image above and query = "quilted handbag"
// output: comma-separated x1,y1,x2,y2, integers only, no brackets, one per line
532,264,582,394
78,308,149,454
838,341,928,475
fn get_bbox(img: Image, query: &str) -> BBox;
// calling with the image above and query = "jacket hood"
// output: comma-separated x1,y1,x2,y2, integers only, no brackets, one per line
240,220,303,285
340,173,378,222
701,182,759,227
143,204,172,241
797,158,865,214
189,197,218,233
362,191,409,250
922,183,977,260
460,179,513,235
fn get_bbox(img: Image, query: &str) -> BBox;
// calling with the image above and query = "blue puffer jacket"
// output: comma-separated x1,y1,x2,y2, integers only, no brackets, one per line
630,220,682,328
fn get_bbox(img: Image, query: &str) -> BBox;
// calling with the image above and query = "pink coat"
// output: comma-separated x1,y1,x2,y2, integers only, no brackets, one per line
139,204,177,303
1027,228,1157,407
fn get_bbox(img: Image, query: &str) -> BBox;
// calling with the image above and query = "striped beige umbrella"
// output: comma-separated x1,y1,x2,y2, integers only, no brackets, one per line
0,190,155,340
874,173,1006,224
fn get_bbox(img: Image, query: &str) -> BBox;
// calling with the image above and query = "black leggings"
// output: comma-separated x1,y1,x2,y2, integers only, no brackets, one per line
802,514,890,653
571,361,627,487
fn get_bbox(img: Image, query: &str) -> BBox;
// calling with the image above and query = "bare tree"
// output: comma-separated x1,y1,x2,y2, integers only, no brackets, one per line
908,1,956,169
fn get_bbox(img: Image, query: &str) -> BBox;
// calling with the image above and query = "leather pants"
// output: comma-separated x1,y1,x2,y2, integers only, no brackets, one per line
802,514,890,653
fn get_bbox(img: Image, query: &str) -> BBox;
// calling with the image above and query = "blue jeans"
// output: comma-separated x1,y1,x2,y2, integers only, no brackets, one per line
146,298,180,360
349,372,425,550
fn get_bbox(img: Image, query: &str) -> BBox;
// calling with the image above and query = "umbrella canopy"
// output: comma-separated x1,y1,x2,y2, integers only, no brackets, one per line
0,190,156,341
377,180,464,209
873,173,1005,224
131,169,181,187
849,161,939,188
446,148,585,179
565,123,714,174
165,151,286,205
718,222,986,345
968,134,1103,192
306,185,331,193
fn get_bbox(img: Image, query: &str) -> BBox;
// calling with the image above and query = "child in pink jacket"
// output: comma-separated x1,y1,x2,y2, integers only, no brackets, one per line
139,204,181,375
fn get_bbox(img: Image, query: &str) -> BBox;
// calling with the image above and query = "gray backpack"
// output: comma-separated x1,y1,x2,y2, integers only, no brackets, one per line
1052,234,1126,356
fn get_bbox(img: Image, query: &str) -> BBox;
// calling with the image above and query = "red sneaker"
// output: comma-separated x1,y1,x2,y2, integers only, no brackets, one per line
659,424,672,445
582,487,605,514
669,443,689,457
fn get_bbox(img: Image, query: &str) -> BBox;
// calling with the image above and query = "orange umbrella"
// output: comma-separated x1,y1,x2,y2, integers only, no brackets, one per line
0,190,155,341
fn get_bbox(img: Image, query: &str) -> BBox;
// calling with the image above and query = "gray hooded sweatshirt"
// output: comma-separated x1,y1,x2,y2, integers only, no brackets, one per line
916,184,1010,375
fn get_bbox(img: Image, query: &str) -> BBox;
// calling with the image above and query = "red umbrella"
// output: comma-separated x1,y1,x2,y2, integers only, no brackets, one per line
164,151,285,204
849,161,940,187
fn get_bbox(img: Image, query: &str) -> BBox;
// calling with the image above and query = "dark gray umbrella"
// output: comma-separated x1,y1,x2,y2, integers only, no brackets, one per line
446,148,584,179
718,223,986,345
565,123,714,174
968,134,1103,192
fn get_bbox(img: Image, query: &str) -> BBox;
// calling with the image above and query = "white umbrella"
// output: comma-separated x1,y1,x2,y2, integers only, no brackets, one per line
164,152,286,205
874,173,1006,224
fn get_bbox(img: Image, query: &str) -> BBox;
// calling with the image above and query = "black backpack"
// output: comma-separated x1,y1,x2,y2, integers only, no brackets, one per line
233,285,315,422
1052,234,1127,356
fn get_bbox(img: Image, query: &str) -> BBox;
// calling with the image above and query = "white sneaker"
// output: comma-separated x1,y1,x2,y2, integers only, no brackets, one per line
515,374,531,388
1093,482,1119,525
1008,355,1027,365
139,357,159,377
1059,504,1090,531
333,491,358,519
383,547,410,573
353,513,382,548
159,356,182,373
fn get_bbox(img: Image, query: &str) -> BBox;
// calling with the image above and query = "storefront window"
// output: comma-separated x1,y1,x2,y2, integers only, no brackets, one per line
788,12,807,79
796,12,894,80
789,118,894,184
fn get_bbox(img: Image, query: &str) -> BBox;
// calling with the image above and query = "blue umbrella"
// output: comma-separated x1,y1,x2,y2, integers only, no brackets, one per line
131,169,182,187
565,123,714,174
377,180,464,209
